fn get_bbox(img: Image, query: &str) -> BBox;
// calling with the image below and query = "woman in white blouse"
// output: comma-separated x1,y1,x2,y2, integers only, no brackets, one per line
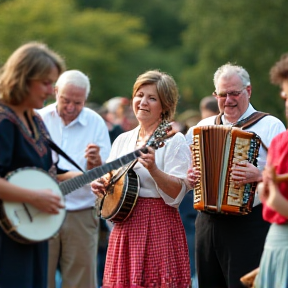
91,70,192,288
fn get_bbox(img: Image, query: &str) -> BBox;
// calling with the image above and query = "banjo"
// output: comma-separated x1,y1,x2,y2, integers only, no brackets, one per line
0,147,149,244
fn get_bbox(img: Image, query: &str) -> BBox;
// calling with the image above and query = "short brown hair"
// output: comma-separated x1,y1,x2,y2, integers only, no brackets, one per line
270,53,288,85
0,42,65,105
132,70,179,121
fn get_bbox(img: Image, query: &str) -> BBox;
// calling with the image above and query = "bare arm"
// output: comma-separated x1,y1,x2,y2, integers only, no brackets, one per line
258,165,288,218
265,181,288,218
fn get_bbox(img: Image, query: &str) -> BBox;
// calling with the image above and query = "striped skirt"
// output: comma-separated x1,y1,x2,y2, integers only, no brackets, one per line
103,197,191,288
254,223,288,288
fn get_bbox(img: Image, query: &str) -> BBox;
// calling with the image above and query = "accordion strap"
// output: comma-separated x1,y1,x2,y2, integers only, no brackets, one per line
214,111,269,151
214,113,223,125
233,112,270,129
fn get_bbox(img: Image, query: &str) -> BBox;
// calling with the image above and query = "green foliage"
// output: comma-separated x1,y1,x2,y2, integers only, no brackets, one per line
180,0,288,121
75,0,186,49
1,0,288,122
0,0,149,103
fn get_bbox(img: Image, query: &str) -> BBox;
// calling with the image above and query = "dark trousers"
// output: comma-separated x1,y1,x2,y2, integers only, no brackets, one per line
195,204,270,288
179,190,198,277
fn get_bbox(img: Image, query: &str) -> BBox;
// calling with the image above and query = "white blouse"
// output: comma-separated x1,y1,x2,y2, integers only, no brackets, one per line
107,125,192,208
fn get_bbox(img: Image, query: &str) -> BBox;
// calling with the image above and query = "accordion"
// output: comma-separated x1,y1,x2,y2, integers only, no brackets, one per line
191,125,261,215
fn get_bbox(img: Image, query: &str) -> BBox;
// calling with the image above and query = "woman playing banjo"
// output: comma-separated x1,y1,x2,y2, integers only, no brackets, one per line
0,42,66,288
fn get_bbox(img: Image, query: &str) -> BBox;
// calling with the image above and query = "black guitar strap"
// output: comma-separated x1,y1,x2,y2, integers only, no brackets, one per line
45,137,84,173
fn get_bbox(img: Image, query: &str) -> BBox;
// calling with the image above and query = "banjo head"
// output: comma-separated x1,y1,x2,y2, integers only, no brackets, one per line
101,168,140,223
1,167,66,243
101,172,128,219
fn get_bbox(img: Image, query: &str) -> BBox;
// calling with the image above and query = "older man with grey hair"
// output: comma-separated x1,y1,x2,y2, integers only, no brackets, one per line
38,70,111,288
186,63,285,288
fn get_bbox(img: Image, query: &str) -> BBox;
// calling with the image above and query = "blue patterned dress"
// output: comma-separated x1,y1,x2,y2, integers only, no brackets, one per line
0,103,55,288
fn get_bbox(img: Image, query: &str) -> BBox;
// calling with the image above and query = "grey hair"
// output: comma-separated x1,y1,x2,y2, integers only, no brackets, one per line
55,70,90,99
213,63,251,91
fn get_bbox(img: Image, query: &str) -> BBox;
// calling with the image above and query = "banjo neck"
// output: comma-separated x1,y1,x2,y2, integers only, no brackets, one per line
59,147,148,196
60,121,173,196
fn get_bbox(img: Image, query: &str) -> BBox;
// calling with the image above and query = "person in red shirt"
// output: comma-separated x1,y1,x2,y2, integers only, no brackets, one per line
254,53,288,288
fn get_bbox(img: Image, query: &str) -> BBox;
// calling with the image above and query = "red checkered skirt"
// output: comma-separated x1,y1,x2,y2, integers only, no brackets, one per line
103,197,191,288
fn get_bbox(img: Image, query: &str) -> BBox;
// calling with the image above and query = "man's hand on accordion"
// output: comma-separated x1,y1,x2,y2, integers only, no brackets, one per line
231,161,262,185
186,167,200,189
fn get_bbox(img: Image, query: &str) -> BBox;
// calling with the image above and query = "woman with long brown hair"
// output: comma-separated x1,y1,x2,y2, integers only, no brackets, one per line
0,42,65,288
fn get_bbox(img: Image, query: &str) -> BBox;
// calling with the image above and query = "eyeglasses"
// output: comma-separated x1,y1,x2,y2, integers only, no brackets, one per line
213,87,246,98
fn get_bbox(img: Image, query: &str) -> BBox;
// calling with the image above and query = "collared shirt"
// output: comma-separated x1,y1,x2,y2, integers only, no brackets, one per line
38,103,111,210
186,104,286,206
107,126,191,208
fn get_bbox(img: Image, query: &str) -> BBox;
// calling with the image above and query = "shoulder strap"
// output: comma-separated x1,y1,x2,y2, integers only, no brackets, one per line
234,111,269,152
214,113,223,125
214,111,269,151
45,137,84,173
214,111,269,128
34,112,84,173
233,111,269,130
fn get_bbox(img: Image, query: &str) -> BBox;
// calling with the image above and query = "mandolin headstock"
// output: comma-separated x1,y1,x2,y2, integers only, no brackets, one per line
146,120,173,149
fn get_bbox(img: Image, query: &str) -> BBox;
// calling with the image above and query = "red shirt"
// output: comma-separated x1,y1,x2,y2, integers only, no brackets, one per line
262,130,288,224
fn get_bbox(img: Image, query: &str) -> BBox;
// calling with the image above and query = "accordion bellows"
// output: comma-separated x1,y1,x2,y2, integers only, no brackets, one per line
192,125,261,215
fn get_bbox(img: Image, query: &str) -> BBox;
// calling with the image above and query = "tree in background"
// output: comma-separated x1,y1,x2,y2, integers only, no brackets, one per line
1,0,288,121
0,0,150,103
74,0,186,50
74,0,288,121
179,0,288,122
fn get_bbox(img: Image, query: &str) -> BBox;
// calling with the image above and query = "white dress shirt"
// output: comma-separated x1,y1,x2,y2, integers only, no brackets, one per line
38,103,111,210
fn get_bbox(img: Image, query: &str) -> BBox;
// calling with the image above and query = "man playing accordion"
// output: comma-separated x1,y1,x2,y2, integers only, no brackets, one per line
186,63,285,288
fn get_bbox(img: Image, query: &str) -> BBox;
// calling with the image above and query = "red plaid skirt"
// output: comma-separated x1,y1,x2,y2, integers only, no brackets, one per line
103,197,191,288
